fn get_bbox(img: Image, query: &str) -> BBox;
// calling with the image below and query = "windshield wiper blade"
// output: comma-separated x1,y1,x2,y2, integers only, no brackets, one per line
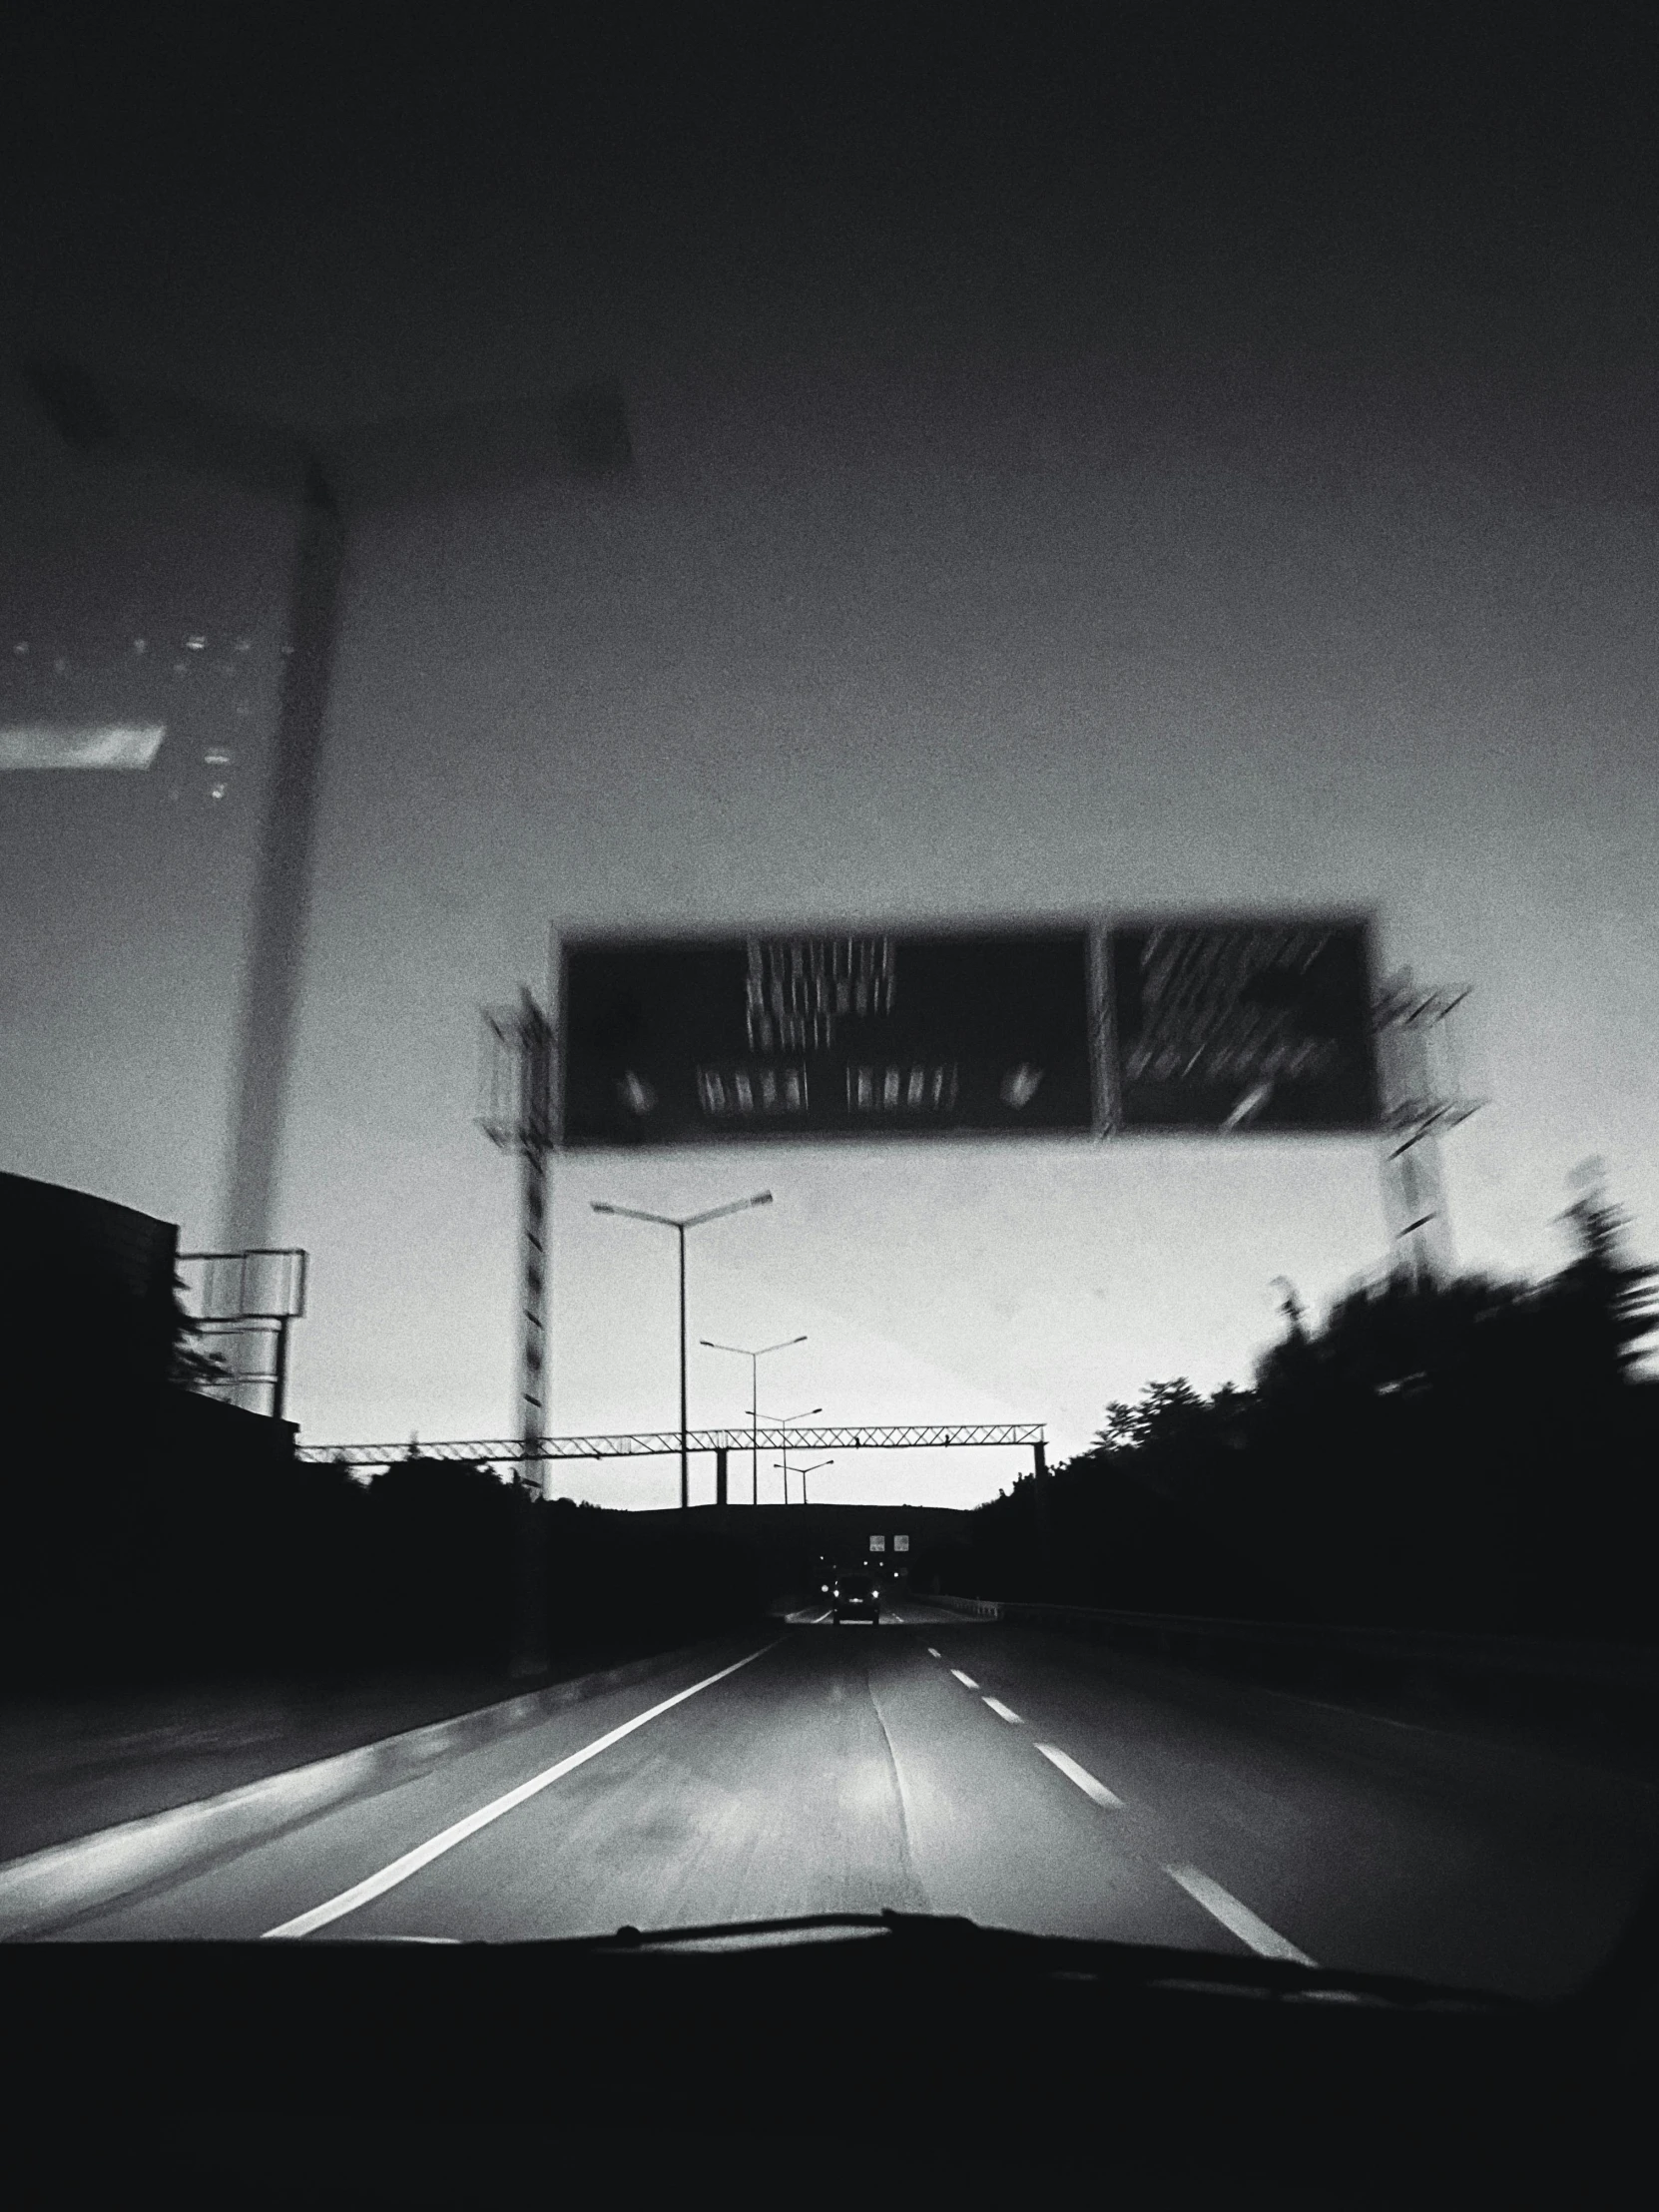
555,1909,1527,2008
598,1911,908,1947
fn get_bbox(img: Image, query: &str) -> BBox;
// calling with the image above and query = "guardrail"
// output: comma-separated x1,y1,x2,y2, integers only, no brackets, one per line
930,1594,1005,1621
928,1594,1659,1740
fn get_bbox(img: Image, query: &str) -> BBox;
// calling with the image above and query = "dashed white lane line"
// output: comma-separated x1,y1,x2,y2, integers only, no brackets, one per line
982,1697,1022,1724
949,1669,980,1690
261,1643,781,1940
926,1647,941,1658
1163,1865,1317,1964
1034,1743,1124,1808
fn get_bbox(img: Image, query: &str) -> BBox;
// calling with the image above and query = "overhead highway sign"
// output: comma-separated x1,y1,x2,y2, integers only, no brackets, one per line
559,928,1097,1148
1107,916,1382,1133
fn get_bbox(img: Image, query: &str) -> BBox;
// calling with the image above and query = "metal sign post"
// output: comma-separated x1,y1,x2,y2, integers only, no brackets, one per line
1373,971,1481,1287
481,990,557,1495
480,989,557,1674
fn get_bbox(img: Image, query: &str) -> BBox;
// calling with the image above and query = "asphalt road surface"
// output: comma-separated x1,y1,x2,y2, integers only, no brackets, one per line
51,1607,1659,1996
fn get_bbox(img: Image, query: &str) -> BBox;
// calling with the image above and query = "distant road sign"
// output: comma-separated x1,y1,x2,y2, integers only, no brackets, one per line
1108,917,1382,1133
559,928,1095,1148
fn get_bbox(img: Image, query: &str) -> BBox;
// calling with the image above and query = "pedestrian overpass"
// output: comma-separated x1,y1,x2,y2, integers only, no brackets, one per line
296,1421,1048,1500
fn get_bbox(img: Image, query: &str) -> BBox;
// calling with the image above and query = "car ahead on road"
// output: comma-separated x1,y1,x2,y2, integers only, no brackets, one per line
830,1569,881,1625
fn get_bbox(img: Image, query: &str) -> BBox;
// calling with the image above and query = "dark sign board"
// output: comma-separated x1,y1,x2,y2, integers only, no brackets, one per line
559,929,1096,1148
1107,917,1381,1133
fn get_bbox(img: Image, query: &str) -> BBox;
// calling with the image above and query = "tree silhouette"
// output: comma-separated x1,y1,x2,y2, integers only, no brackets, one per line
1094,1378,1210,1453
1552,1174,1659,1389
1095,1399,1142,1450
167,1274,233,1394
960,1172,1658,1639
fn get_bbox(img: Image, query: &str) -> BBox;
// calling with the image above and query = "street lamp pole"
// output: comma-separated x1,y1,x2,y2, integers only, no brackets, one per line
593,1193,774,1508
699,1335,807,1504
757,1405,822,1506
795,1458,832,1507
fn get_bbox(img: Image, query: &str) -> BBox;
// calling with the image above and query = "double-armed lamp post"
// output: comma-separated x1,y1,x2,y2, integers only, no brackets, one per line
591,1192,773,1508
759,1405,823,1505
700,1334,807,1504
789,1458,833,1506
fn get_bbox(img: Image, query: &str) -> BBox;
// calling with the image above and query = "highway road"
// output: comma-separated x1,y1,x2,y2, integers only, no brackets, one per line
51,1606,1659,1996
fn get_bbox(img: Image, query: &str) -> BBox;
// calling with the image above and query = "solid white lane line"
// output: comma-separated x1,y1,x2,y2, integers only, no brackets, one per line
982,1697,1022,1724
1163,1865,1317,1965
262,1643,781,1939
1034,1743,1124,1808
926,1647,941,1659
949,1669,979,1689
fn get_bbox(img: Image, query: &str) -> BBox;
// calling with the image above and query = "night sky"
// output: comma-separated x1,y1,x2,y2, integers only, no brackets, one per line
3,7,1656,1502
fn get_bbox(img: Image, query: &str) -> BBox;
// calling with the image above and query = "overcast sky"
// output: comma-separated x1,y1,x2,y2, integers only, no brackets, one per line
3,8,1656,1506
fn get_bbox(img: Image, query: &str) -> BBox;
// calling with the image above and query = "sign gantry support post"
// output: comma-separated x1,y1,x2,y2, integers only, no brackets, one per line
1373,970,1481,1290
480,987,556,1675
519,989,554,1495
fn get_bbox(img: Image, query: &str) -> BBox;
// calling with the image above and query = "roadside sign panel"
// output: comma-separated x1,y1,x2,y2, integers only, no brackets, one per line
559,928,1096,1149
1107,917,1381,1133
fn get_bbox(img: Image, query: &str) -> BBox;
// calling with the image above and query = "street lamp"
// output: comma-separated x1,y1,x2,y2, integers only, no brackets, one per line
591,1192,773,1508
699,1335,807,1504
791,1458,833,1507
755,1404,822,1505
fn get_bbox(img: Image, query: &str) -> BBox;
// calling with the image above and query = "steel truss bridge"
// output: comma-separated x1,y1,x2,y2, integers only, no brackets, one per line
297,1422,1045,1468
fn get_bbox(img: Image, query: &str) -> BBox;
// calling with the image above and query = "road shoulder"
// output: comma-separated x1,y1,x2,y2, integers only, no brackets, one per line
0,1631,764,1940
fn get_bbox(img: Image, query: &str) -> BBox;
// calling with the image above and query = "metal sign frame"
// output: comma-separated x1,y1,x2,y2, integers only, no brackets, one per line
297,1421,1046,1466
175,1247,309,1421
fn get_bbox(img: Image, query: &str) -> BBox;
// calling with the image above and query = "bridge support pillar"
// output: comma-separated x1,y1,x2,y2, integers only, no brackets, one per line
1032,1438,1053,1590
510,1484,548,1679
